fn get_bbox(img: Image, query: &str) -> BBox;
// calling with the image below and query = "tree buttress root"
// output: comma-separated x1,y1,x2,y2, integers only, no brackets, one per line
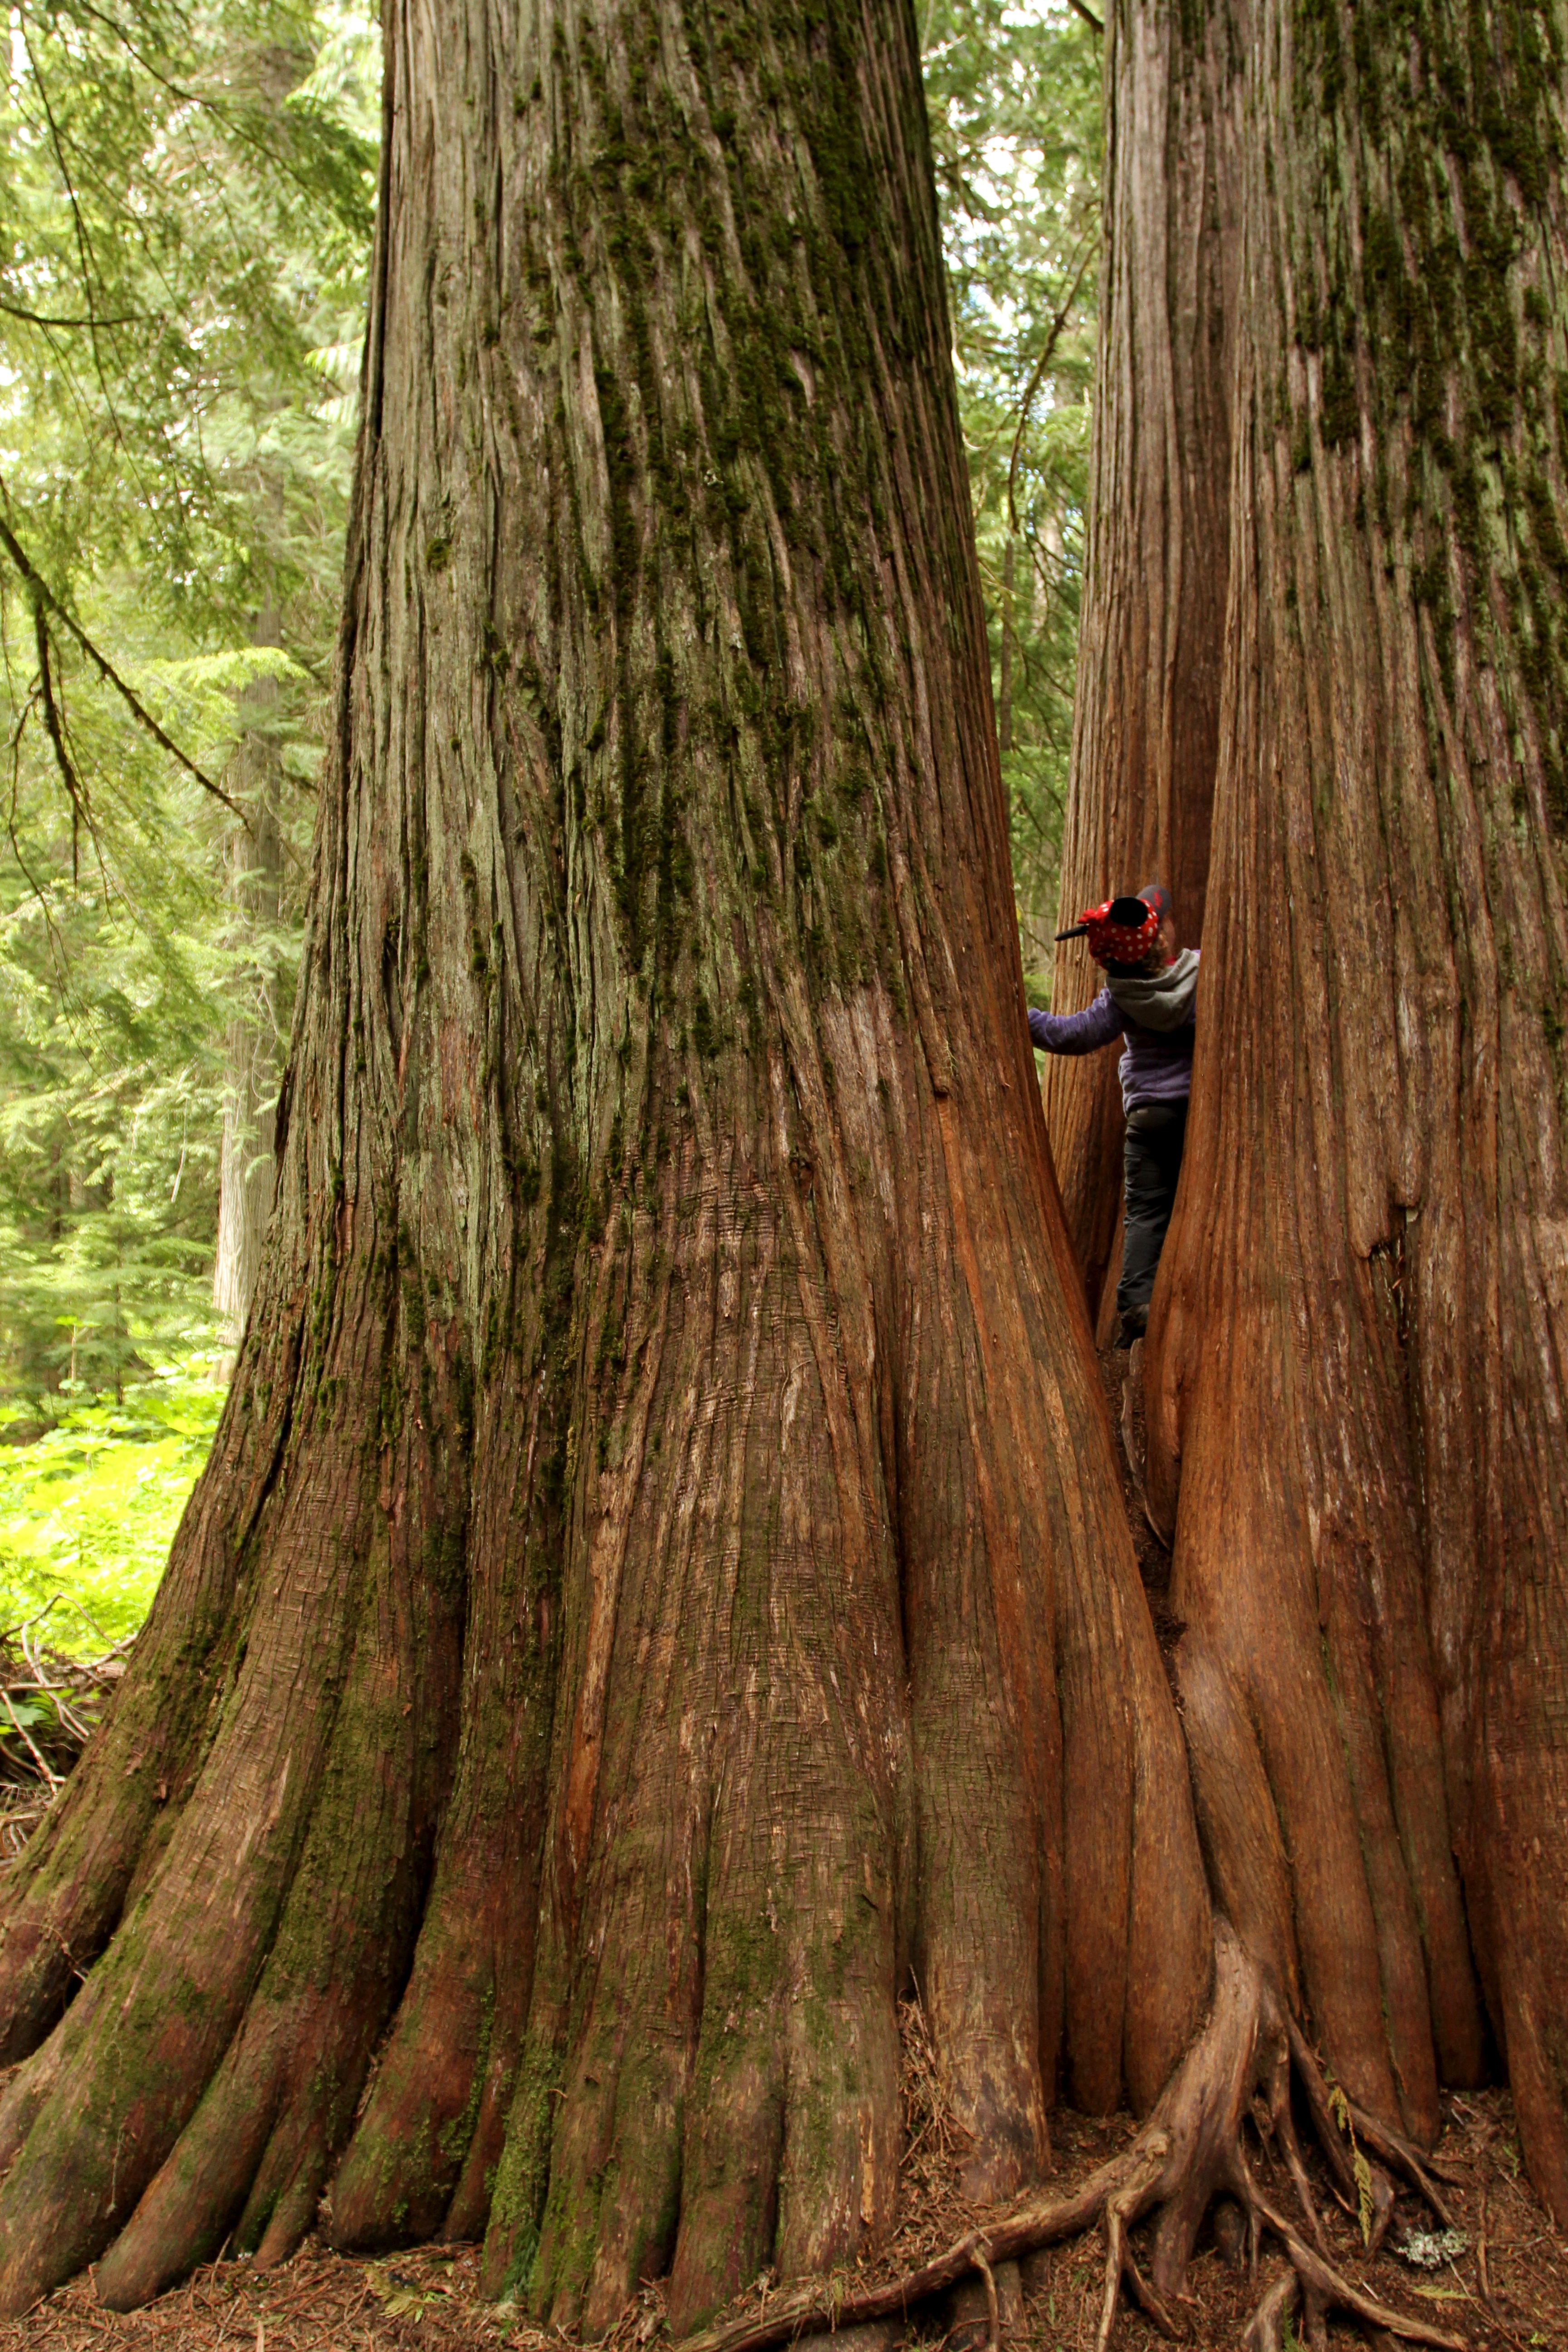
676,1922,1465,2352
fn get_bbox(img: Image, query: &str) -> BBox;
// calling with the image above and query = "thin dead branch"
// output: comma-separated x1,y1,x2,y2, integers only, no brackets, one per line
1004,241,1096,535
0,294,146,330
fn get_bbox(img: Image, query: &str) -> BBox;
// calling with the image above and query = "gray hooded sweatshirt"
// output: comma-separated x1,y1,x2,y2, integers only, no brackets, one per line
1028,948,1200,1113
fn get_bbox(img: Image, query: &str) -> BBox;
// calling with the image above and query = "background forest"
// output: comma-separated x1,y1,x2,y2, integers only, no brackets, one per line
0,0,1099,1653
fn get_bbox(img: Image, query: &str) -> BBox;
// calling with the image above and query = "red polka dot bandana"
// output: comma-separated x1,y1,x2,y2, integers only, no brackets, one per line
1056,894,1162,968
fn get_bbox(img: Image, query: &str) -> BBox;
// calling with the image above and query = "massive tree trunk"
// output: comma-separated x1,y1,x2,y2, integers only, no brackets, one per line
1042,0,1241,1325
0,0,1212,2323
1145,0,1567,2216
213,612,285,1367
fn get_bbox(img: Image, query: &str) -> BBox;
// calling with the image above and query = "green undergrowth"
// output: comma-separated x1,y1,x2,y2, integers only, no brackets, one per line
0,1366,226,1657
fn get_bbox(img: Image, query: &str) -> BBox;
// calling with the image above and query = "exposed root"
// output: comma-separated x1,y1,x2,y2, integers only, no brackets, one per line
1102,2192,1184,2341
1242,2266,1301,2352
677,1920,1464,2352
1250,2192,1466,2350
1283,2012,1460,2223
968,2245,999,2352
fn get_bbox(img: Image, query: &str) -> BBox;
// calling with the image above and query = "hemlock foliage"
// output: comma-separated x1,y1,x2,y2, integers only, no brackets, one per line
0,0,377,1399
925,0,1100,981
0,0,1099,1643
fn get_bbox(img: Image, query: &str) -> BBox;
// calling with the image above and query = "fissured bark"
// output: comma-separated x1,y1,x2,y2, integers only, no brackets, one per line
0,0,1210,2323
1041,0,1242,1327
1147,0,1567,2212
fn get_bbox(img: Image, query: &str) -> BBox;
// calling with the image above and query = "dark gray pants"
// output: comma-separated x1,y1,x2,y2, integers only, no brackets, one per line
1116,1103,1188,1334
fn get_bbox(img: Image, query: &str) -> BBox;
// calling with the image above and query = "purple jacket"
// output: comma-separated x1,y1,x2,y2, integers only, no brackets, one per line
1029,983,1195,1115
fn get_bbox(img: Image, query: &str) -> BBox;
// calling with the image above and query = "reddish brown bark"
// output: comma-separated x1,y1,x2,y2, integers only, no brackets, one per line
1146,0,1568,2218
1042,0,1241,1326
0,0,1210,2323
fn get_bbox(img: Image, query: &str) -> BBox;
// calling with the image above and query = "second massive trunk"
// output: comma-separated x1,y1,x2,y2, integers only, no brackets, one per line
0,0,1211,2323
1042,0,1241,1324
1146,0,1568,2211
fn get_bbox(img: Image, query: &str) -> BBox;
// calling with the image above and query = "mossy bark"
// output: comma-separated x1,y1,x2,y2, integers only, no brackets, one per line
1143,0,1568,2215
0,0,1211,2324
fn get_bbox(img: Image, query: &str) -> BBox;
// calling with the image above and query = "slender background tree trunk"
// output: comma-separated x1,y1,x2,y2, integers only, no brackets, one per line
213,609,284,1367
1000,534,1014,754
1042,0,1241,1328
1147,0,1568,2211
0,0,1213,2323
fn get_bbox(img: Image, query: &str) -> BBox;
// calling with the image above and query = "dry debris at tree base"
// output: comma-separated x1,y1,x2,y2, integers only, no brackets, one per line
676,1925,1484,2352
0,1619,127,1860
0,2089,1562,2352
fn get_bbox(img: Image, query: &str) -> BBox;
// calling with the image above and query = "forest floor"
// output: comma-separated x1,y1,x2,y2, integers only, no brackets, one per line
1,1352,1565,2352
0,2080,1560,2352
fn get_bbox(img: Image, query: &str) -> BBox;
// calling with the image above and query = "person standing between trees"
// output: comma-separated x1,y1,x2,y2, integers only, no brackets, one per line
1029,884,1198,1347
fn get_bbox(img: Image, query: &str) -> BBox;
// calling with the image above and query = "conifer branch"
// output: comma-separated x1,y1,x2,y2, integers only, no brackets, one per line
0,513,245,823
0,293,144,330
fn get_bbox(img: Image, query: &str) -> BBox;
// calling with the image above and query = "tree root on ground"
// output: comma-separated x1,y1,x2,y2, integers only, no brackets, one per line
679,1921,1462,2352
1237,2211,1460,2352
